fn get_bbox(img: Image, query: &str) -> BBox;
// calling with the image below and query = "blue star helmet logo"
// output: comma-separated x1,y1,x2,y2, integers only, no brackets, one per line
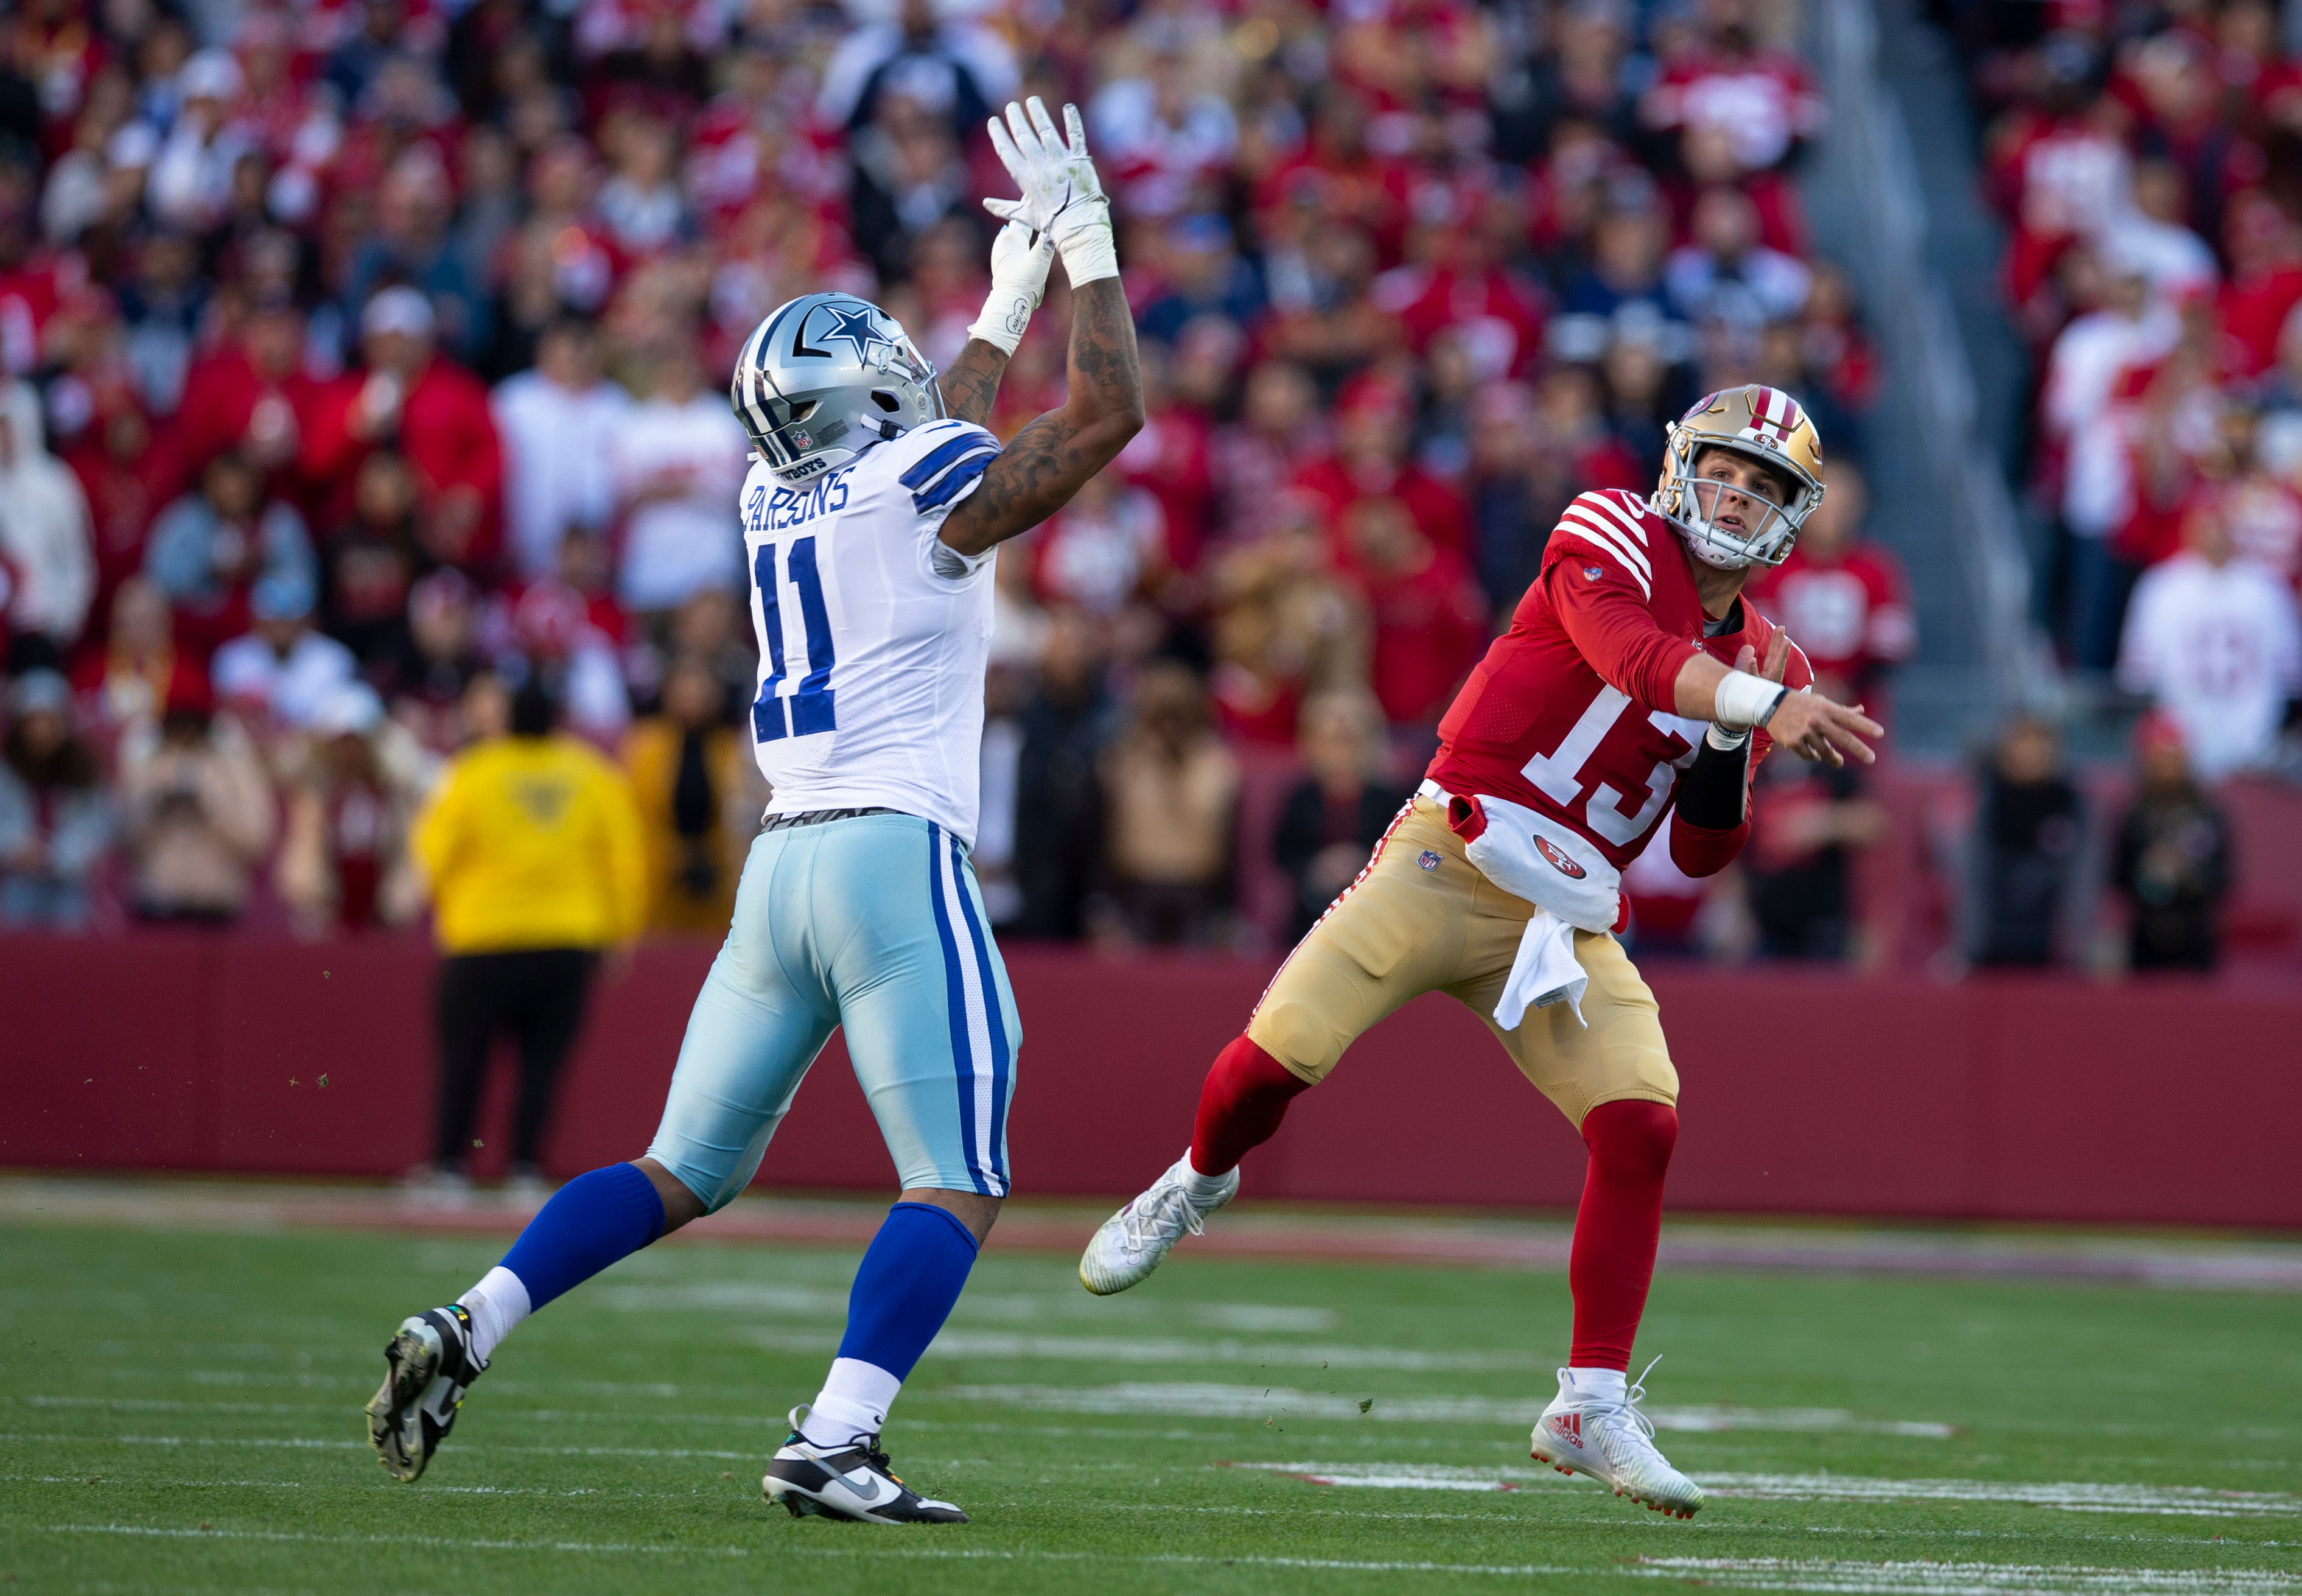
814,301,895,366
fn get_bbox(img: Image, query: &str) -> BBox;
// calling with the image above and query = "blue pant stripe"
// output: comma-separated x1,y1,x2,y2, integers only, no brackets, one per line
947,833,1010,1192
925,822,990,1195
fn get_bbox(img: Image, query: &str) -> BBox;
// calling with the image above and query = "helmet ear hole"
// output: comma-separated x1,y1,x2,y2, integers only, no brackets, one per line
787,400,817,422
870,391,901,413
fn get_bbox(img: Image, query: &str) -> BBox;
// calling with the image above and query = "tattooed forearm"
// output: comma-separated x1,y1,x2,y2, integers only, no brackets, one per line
939,340,1010,427
938,278,1144,557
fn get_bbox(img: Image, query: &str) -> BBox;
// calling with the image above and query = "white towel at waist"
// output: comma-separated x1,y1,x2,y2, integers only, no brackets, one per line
1496,908,1590,1030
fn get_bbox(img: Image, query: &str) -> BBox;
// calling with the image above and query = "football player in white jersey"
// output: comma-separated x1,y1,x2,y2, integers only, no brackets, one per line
365,99,1142,1525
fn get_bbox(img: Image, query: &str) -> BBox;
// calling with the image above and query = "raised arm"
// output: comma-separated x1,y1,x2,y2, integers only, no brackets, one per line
938,215,1054,426
939,99,1144,558
938,340,1010,429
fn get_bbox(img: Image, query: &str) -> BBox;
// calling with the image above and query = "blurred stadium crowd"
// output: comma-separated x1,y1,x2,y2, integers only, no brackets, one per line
1950,0,2302,755
0,0,2286,973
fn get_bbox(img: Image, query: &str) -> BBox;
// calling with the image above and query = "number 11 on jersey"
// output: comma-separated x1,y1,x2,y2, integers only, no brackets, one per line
752,537,837,742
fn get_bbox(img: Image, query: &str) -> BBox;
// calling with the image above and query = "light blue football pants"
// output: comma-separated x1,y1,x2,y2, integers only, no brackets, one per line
645,812,1021,1210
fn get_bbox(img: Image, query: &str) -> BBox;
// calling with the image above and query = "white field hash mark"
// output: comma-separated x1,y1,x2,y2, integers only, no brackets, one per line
1221,1463,2302,1517
757,1326,1541,1372
940,1383,1956,1436
1625,1559,2302,1594
38,1528,2302,1592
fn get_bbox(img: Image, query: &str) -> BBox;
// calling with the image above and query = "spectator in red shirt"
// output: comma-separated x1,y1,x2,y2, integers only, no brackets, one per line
1211,359,1329,543
301,287,506,576
60,384,169,643
170,301,321,503
1116,344,1215,573
1643,0,1824,175
1373,222,1547,380
1747,458,1915,716
1339,494,1488,727
2216,190,2302,379
1293,377,1471,567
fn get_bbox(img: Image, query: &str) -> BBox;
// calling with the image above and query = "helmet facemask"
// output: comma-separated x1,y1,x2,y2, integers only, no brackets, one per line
731,294,946,483
1650,387,1826,570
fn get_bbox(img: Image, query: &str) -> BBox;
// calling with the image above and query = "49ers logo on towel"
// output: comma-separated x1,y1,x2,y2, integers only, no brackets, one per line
1534,835,1587,879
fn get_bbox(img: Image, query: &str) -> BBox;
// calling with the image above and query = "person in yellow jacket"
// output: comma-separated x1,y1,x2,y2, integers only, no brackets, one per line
618,656,760,935
409,677,646,1194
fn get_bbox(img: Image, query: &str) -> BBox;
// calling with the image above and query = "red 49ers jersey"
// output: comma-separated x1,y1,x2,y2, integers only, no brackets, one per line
1426,488,1812,873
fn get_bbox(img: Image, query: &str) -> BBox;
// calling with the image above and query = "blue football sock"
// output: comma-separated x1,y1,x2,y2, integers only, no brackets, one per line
834,1202,979,1382
497,1162,666,1312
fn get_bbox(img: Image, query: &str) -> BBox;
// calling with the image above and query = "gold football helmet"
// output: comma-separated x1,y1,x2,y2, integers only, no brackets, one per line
1651,384,1825,569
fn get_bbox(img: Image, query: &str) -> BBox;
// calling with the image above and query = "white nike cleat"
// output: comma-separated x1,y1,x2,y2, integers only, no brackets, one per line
1079,1150,1238,1295
1528,1357,1706,1519
365,1304,484,1483
761,1407,967,1524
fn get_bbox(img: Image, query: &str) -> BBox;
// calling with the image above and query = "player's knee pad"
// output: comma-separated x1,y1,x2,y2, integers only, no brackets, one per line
1245,999,1345,1085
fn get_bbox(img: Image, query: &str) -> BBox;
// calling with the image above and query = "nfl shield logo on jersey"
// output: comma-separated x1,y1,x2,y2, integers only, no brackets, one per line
1583,564,1603,581
1418,849,1441,872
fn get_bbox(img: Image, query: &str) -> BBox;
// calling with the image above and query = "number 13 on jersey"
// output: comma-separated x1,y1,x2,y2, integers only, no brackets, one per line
752,536,836,741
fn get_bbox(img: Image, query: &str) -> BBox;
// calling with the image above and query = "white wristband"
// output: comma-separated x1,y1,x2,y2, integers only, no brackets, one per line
1056,222,1119,286
1705,722,1751,752
965,285,1036,357
1712,668,1787,733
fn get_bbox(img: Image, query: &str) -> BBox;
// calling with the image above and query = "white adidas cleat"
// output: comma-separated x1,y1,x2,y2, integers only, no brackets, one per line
1528,1358,1706,1519
1079,1150,1238,1295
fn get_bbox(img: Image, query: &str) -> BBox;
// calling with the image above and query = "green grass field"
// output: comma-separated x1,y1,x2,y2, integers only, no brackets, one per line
4,1199,2299,1595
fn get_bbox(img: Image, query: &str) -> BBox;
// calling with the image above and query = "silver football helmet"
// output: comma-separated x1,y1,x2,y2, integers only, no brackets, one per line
729,292,945,483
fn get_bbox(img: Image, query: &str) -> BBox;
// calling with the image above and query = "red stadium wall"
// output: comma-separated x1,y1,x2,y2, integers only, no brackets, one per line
5,932,2298,1229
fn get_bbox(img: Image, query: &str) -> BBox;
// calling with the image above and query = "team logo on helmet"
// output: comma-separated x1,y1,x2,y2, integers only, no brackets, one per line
732,291,943,483
803,301,898,366
1650,382,1825,572
1535,836,1587,879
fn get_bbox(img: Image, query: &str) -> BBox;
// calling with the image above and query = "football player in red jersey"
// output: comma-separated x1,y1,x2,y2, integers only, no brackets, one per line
1080,385,1880,1519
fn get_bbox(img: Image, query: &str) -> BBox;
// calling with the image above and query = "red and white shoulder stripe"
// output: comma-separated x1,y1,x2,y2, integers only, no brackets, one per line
1553,489,1661,600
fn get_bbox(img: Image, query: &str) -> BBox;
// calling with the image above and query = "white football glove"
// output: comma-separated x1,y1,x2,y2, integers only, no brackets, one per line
965,218,1057,357
982,96,1118,286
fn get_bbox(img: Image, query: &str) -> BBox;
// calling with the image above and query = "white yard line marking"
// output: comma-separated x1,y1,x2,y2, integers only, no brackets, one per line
0,1431,760,1461
1215,1463,2302,1517
1222,1461,1537,1493
1,1475,305,1489
1702,1475,2302,1518
1625,1558,2302,1594
26,1397,336,1415
755,1327,1540,1372
39,1528,2299,1590
592,1284,1337,1332
937,1384,1954,1435
27,1524,1576,1575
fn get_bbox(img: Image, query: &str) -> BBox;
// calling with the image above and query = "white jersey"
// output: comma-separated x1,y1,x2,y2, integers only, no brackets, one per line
2116,550,2302,782
740,418,1004,845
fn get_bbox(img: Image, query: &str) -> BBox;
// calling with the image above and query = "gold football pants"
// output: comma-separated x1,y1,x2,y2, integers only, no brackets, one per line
1247,797,1678,1129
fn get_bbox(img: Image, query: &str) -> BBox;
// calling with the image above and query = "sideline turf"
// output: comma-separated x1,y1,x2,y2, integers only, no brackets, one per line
2,1214,2297,1594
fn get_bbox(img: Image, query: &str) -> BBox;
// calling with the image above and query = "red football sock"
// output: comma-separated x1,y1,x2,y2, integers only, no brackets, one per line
1567,1099,1680,1371
1188,1035,1310,1177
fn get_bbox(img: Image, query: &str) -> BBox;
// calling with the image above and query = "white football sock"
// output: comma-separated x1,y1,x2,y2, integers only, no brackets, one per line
800,1357,902,1449
1181,1149,1232,1202
1566,1366,1628,1404
457,1266,531,1367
